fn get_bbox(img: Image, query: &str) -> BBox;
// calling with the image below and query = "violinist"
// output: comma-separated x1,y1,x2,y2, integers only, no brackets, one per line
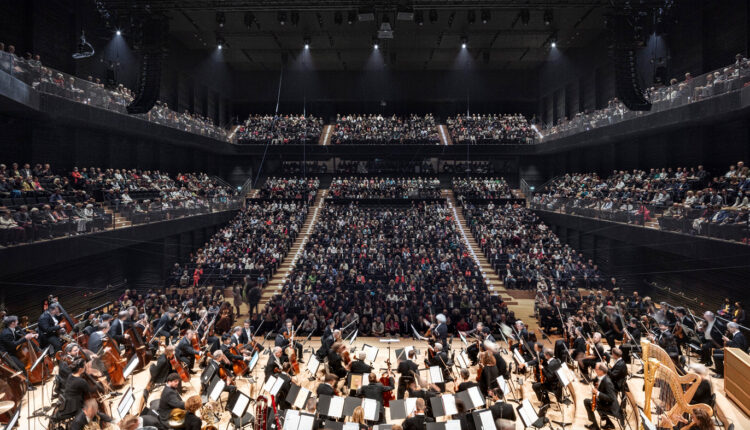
58,359,98,420
673,307,696,347
38,303,65,352
619,318,641,364
583,363,621,430
608,348,628,393
698,311,725,366
713,322,747,378
264,346,288,379
69,398,112,430
154,308,177,341
327,342,348,379
512,320,532,355
221,333,252,367
485,341,507,378
0,315,37,385
463,322,493,365
204,350,237,393
531,349,561,405
426,343,453,391
316,373,338,396
396,349,419,399
578,332,605,383
87,320,109,353
456,368,478,392
175,329,200,373
348,351,373,374
316,325,339,360
477,351,499,397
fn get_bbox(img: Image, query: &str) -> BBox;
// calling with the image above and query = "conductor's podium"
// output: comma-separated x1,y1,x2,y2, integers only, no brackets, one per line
725,347,750,415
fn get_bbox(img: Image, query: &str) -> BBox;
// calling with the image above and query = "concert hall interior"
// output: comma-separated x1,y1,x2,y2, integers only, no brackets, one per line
1,1,750,430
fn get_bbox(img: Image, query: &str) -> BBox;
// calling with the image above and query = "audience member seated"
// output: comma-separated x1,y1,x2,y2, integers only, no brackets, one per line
168,201,309,288
335,160,435,175
452,178,514,200
282,162,328,175
446,114,535,144
260,202,512,334
441,161,494,175
463,201,605,290
258,177,320,202
332,114,439,144
235,114,323,144
328,177,441,199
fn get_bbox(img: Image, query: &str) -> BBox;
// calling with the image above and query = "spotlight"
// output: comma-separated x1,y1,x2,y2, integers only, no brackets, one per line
334,11,343,25
429,9,438,23
374,42,379,50
303,36,310,49
460,36,468,49
347,11,356,24
551,41,557,48
415,10,424,26
216,11,225,28
218,43,223,50
481,10,490,24
544,9,553,26
520,9,530,25
278,11,287,26
462,43,467,49
116,29,121,36
467,10,476,24
216,36,225,50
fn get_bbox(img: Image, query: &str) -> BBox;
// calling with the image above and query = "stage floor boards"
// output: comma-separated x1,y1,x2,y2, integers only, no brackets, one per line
18,336,750,430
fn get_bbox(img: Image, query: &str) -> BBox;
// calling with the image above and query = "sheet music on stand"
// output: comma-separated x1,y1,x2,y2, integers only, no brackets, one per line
471,409,496,430
248,351,260,372
512,348,525,365
430,394,458,417
456,386,485,410
458,332,468,347
307,354,321,375
558,363,576,387
116,386,135,419
318,395,346,419
208,376,227,402
284,410,316,430
495,376,508,396
227,391,251,418
516,399,539,428
348,373,369,390
429,366,444,384
263,375,287,396
395,345,416,360
373,425,392,430
361,398,380,421
388,398,417,420
123,355,140,379
362,344,379,363
639,410,656,430
426,420,462,430
343,423,360,430
455,351,470,369
286,384,312,410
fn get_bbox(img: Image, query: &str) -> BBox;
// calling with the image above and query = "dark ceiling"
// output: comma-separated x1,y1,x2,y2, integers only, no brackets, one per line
102,1,617,71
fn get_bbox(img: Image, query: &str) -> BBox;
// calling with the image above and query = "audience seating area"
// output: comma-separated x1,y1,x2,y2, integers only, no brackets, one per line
258,177,320,201
0,162,238,246
452,177,515,200
531,162,750,242
328,177,441,199
235,114,324,144
446,113,537,144
331,114,440,144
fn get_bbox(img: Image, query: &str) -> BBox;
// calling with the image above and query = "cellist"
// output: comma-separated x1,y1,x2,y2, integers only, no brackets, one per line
175,330,201,373
276,319,303,361
0,315,37,389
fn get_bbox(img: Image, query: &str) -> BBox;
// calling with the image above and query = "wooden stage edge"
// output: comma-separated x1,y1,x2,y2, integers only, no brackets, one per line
19,336,750,430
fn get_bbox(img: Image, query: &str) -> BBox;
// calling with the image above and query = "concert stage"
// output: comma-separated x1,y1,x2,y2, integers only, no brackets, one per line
19,336,750,430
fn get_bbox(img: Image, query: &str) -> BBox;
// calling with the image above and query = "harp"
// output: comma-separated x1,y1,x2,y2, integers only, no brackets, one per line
642,356,712,429
641,339,680,375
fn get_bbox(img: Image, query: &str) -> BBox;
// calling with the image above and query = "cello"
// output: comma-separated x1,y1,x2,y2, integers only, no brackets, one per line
14,332,54,385
380,359,394,407
0,356,26,424
99,337,127,387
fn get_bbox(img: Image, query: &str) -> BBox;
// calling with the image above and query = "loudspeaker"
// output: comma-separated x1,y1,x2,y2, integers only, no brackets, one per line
609,14,652,111
127,18,166,114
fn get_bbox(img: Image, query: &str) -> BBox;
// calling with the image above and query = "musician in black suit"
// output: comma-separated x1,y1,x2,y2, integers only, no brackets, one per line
316,373,338,396
87,321,109,354
620,319,641,364
276,319,303,359
68,398,112,430
699,311,725,366
463,322,493,365
349,351,373,374
158,373,185,428
238,320,254,345
713,322,747,377
38,304,64,352
0,316,37,382
673,307,696,348
149,345,175,383
607,348,628,392
651,322,679,363
579,332,605,382
532,349,562,404
488,388,517,421
264,346,288,378
175,330,200,372
402,398,434,430
59,359,97,419
456,368,479,392
583,363,621,430
427,342,453,391
327,342,348,379
154,309,177,341
407,378,440,418
433,313,449,348
357,372,394,423
107,311,130,346
397,349,419,399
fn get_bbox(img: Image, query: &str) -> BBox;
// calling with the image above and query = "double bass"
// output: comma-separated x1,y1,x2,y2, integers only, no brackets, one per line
124,326,152,371
99,337,126,387
380,359,394,407
14,331,54,385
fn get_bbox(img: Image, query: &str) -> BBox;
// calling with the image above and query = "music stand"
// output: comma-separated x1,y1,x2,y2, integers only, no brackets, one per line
317,395,346,419
283,410,316,430
373,425,392,430
116,386,135,420
226,390,252,429
28,345,51,419
427,420,462,430
550,364,573,429
306,354,320,381
362,344,379,364
208,376,226,403
430,393,459,417
516,400,548,430
471,409,496,430
286,383,312,410
123,355,140,381
388,398,417,420
455,386,485,410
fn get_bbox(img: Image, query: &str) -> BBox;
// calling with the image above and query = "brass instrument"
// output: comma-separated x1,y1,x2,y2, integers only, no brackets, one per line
200,401,224,425
256,395,269,430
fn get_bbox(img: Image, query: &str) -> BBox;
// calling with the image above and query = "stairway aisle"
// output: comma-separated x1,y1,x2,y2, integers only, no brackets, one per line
444,190,538,329
437,124,453,145
258,189,328,307
319,125,333,145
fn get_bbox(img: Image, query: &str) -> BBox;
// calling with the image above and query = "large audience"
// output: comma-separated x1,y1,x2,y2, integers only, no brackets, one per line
0,162,236,245
335,160,435,175
531,161,750,240
542,54,750,138
260,202,512,334
446,114,536,144
168,200,309,288
331,114,440,144
258,177,320,201
328,177,441,199
235,114,324,144
463,201,606,291
452,177,514,200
